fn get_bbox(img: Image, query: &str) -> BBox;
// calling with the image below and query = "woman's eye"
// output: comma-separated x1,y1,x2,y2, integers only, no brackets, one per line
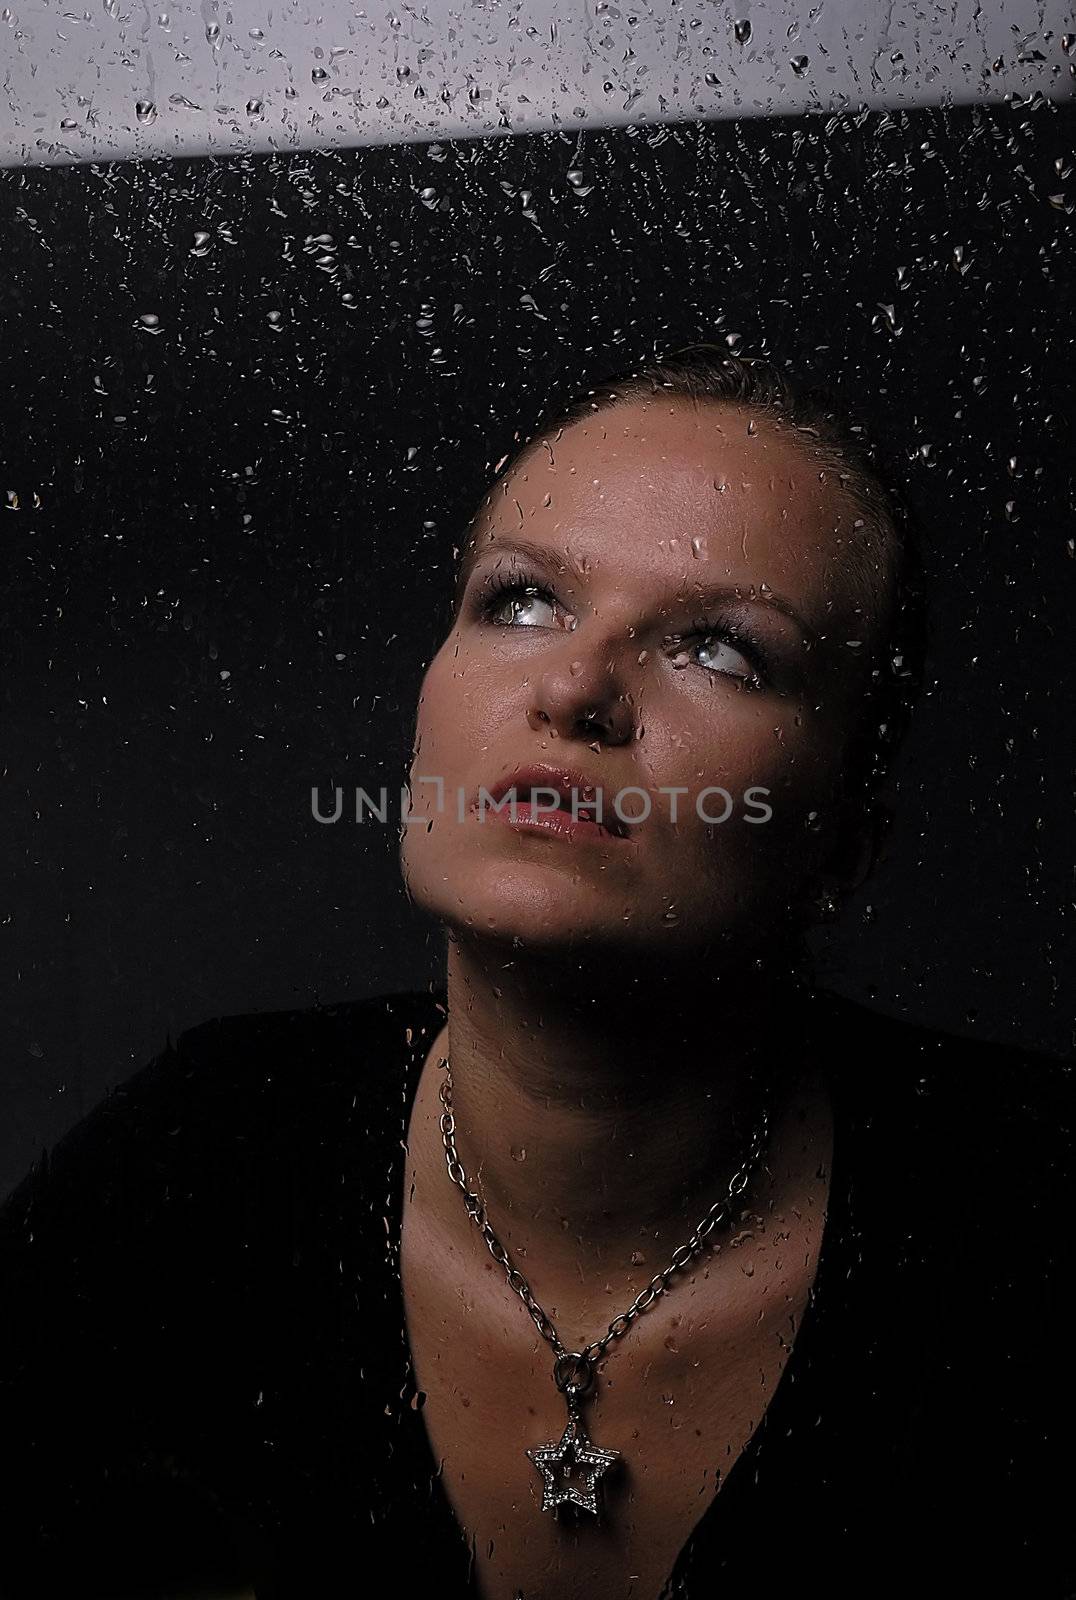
485,582,568,629
673,632,765,687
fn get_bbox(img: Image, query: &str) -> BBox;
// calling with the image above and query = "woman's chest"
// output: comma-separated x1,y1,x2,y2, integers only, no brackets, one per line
399,1199,827,1600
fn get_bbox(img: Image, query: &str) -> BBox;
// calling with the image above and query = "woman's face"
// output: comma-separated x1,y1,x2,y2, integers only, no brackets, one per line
400,397,890,971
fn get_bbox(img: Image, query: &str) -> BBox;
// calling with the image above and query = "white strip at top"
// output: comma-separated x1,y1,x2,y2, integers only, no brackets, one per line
2,0,1073,169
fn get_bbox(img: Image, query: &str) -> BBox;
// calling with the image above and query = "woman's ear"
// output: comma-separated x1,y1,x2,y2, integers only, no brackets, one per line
815,797,891,914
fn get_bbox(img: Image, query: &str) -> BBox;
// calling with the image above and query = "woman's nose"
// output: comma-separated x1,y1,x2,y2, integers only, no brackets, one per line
525,651,636,745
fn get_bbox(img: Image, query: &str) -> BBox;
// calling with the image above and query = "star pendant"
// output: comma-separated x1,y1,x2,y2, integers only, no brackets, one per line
526,1414,621,1516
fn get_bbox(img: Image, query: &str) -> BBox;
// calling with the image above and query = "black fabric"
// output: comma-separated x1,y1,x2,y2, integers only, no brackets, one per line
0,987,1069,1599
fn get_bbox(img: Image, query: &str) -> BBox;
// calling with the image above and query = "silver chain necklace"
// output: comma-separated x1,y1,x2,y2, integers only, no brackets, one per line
436,1057,773,1521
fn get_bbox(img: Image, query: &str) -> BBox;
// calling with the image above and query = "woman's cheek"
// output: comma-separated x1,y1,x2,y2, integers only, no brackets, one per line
695,714,846,853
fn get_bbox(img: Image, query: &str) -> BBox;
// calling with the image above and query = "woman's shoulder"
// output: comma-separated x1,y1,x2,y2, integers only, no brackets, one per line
811,984,1071,1139
810,986,1071,1292
807,986,1070,1276
0,987,447,1595
806,991,1070,1577
0,985,447,1240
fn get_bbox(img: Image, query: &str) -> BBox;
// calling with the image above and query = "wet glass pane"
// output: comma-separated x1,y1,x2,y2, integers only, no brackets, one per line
1,8,1072,1598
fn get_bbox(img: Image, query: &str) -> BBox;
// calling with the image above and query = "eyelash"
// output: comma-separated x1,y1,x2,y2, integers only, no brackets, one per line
474,569,771,689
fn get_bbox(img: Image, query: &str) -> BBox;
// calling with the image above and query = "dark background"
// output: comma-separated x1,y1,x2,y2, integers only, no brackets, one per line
2,103,1073,1198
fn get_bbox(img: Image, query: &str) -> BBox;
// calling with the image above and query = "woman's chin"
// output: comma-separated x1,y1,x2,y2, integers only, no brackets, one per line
401,845,788,966
424,882,728,966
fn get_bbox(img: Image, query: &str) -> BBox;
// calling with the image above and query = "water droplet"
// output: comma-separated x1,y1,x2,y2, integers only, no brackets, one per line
135,99,157,123
246,98,263,114
734,18,751,44
205,21,219,41
790,54,809,76
136,311,161,331
311,65,328,82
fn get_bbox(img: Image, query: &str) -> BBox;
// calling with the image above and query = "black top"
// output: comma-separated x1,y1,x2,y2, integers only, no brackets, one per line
0,986,1069,1600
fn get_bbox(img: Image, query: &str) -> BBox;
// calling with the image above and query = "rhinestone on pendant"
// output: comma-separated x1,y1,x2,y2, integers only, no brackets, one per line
527,1387,620,1517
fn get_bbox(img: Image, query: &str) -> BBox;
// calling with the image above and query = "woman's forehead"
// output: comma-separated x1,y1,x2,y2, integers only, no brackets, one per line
467,401,882,635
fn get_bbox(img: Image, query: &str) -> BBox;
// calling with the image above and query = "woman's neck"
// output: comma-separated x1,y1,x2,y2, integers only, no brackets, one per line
423,935,813,1290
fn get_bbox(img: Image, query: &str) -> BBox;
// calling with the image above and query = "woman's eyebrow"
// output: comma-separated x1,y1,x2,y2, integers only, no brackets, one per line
459,536,817,644
458,535,591,589
683,583,818,645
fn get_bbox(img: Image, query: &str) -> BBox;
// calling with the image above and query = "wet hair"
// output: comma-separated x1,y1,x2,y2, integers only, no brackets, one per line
459,345,928,869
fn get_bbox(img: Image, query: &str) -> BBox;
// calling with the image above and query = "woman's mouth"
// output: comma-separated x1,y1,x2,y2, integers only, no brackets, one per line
481,795,631,845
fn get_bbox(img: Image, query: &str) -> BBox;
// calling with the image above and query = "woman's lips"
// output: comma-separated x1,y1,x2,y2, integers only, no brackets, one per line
480,798,632,845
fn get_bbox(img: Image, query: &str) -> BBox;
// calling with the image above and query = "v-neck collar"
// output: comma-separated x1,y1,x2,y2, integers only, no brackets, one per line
378,984,868,1598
